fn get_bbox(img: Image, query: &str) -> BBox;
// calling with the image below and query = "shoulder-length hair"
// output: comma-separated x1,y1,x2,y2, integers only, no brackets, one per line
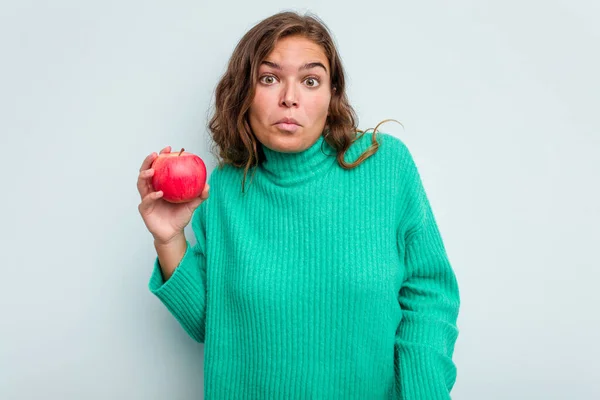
207,11,401,193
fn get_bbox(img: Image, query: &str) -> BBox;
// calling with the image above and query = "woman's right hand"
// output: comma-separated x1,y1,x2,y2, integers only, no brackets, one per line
137,146,210,245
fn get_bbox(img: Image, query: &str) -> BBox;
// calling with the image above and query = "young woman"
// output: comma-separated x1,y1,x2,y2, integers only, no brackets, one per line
137,11,460,399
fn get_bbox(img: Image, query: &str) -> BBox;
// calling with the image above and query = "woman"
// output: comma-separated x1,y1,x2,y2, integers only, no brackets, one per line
137,11,460,399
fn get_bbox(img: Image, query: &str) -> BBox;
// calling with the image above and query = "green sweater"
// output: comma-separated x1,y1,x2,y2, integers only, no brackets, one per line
148,131,460,399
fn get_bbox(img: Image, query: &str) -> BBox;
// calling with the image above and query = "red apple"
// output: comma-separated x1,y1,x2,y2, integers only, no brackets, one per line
150,148,207,203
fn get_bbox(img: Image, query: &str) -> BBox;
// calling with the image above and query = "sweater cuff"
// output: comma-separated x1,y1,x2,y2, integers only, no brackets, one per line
396,341,456,400
148,240,205,311
147,240,208,342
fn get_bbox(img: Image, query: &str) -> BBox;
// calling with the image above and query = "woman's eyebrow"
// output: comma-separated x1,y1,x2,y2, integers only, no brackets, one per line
261,60,328,74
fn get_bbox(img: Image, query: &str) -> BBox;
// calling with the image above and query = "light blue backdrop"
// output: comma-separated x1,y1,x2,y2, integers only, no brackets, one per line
1,1,598,399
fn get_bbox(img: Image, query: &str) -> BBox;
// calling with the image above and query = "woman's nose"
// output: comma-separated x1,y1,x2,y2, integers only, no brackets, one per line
281,85,298,107
281,98,298,107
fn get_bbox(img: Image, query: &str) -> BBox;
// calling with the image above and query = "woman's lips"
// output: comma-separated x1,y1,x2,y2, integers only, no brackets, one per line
275,122,300,132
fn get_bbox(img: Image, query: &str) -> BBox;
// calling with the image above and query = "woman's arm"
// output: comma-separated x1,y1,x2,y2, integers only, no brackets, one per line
154,233,188,281
148,201,209,343
395,143,460,399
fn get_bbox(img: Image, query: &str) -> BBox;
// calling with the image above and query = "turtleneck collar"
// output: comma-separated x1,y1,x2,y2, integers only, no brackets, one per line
259,134,337,186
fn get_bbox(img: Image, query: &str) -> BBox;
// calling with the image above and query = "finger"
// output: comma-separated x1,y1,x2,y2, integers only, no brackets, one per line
200,184,210,199
137,168,155,199
139,152,158,172
186,195,205,211
138,190,163,215
185,185,210,211
159,146,171,154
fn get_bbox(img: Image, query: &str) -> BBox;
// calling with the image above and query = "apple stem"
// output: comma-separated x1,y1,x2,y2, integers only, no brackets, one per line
178,148,184,156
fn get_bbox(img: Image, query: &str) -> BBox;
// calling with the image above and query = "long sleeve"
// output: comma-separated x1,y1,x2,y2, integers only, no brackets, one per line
395,145,460,399
148,199,209,343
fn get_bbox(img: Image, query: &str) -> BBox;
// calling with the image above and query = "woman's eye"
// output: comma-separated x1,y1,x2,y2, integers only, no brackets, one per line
305,77,320,87
260,75,276,84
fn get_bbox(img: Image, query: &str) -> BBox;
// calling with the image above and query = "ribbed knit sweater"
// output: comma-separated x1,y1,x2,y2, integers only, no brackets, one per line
148,131,460,399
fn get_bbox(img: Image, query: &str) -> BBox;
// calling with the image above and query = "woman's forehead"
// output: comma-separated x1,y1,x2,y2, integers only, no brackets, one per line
265,37,327,62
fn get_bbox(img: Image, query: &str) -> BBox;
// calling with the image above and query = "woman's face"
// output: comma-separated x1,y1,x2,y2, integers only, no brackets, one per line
248,35,332,153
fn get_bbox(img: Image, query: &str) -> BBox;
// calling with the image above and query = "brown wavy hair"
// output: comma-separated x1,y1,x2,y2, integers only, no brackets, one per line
207,10,402,193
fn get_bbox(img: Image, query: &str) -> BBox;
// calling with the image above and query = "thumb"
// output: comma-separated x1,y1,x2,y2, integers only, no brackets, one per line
185,184,209,211
186,195,204,211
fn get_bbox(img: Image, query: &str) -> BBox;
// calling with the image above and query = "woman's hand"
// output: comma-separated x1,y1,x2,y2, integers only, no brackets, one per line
137,146,210,245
